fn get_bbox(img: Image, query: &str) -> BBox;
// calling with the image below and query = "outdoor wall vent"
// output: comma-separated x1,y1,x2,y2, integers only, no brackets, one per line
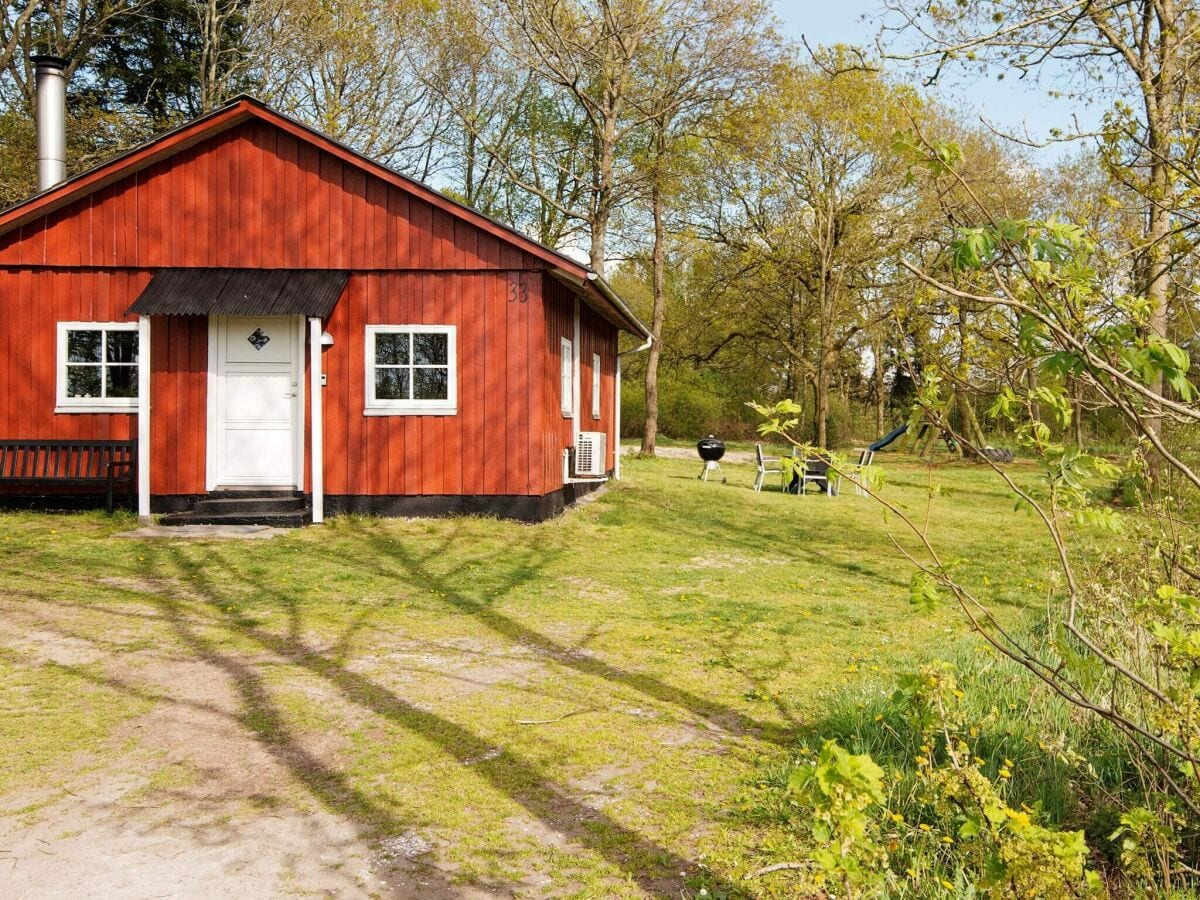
575,432,606,478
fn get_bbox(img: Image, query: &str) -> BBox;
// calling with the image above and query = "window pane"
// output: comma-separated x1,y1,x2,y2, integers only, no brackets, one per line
66,366,101,398
67,330,102,363
413,333,448,366
375,333,410,366
106,330,139,363
106,365,138,398
375,367,410,400
413,367,448,401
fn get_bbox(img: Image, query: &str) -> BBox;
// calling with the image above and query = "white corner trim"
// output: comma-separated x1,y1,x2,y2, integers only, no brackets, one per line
572,298,581,443
309,317,324,524
614,353,622,480
137,316,151,518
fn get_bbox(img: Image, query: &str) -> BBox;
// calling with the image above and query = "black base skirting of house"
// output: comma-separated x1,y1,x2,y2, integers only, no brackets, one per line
326,480,606,523
0,481,606,523
151,494,207,514
0,493,136,512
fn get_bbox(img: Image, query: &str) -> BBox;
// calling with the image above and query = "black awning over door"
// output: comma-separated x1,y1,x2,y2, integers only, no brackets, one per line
127,268,349,317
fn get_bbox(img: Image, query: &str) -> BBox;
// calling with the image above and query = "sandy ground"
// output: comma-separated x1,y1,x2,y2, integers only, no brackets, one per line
620,444,757,464
0,618,523,899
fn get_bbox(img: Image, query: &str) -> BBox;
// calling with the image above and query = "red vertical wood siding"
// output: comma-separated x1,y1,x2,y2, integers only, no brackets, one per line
579,303,618,472
317,271,547,496
0,113,630,502
0,120,544,272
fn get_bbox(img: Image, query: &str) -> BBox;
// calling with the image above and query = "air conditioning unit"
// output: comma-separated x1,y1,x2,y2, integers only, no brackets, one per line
574,432,607,477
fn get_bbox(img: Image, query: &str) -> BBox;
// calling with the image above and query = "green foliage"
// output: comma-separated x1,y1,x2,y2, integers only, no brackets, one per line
790,740,887,886
773,662,1104,897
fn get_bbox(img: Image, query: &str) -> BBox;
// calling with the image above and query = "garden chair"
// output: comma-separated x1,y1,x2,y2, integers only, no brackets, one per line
850,448,875,496
753,443,784,492
795,454,839,497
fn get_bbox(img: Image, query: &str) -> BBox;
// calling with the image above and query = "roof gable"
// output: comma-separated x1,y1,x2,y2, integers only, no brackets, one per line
0,97,648,336
0,98,581,274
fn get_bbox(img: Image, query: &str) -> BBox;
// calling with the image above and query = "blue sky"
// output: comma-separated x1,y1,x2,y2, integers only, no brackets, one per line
773,0,1105,160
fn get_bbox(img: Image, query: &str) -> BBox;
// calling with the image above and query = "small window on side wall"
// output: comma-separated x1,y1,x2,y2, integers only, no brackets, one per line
365,325,457,415
56,322,139,413
591,353,601,419
560,337,573,417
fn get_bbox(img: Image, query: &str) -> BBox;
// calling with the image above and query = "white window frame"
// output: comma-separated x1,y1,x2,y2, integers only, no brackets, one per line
591,352,602,419
55,321,140,413
560,337,573,417
364,324,457,416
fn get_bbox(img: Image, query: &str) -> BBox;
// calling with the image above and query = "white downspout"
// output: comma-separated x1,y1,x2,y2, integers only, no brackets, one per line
614,335,653,480
309,317,324,523
137,316,151,520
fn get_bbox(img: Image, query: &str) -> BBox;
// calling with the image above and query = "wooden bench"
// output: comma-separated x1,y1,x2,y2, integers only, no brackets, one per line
0,440,136,513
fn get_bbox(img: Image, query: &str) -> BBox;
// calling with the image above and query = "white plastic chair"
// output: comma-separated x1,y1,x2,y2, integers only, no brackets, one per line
753,443,783,492
852,448,875,496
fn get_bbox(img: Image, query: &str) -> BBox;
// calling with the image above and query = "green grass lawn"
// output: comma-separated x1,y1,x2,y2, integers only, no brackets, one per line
0,453,1066,896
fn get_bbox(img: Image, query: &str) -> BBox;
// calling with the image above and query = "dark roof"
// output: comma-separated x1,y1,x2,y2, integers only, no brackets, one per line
128,268,348,317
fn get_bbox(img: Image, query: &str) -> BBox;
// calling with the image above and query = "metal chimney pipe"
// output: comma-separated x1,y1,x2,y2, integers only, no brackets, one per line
31,55,68,191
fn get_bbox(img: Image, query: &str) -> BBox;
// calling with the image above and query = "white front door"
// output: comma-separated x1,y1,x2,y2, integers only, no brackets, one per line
209,316,301,488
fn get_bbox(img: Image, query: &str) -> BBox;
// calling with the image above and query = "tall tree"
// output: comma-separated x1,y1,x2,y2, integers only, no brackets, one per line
253,0,444,169
94,0,256,123
881,0,1200,453
695,60,920,447
633,0,773,455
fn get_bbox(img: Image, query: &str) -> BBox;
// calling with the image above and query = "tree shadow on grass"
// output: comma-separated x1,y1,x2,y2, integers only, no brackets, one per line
317,521,799,746
114,541,742,897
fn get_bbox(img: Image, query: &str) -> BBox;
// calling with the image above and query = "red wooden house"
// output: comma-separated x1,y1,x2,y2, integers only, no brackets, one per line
0,80,650,524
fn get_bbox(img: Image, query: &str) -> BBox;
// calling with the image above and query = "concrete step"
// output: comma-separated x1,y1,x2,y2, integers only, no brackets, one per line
159,510,310,528
193,495,306,515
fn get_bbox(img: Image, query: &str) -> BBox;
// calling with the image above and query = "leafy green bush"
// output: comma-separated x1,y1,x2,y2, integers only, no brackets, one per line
747,640,1198,896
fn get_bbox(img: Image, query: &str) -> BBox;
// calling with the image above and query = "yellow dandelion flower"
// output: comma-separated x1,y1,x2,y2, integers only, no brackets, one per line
890,813,904,823
919,823,932,832
999,767,1012,778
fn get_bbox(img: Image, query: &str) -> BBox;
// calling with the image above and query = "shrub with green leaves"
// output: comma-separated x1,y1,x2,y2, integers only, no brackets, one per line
777,665,1100,898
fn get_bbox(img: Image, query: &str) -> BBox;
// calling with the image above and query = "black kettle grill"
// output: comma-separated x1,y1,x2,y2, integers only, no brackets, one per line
696,435,727,484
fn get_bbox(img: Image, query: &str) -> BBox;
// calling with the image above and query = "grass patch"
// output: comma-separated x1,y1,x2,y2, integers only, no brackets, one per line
0,453,1089,894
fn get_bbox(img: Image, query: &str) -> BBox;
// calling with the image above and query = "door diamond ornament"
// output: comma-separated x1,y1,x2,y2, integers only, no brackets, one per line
247,328,271,351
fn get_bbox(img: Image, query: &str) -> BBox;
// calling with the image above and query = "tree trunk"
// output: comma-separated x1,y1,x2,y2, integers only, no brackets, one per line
815,342,832,449
1073,377,1085,450
872,339,886,437
640,179,667,456
589,114,617,277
